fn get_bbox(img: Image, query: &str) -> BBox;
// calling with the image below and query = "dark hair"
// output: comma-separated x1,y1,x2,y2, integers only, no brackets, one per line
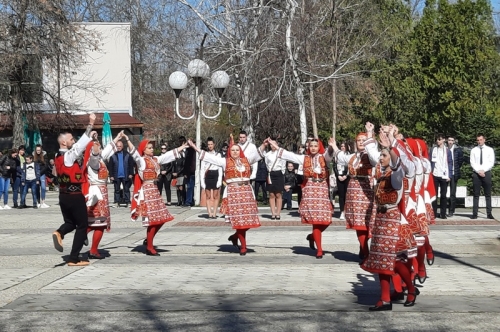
340,141,352,154
178,136,186,142
435,133,445,141
206,137,214,143
18,145,25,150
25,155,33,160
10,148,18,154
239,130,247,136
477,133,485,139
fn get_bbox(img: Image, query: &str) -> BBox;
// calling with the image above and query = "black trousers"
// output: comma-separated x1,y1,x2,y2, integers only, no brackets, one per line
432,175,448,218
113,178,132,204
332,178,350,212
448,175,460,214
157,175,172,202
254,181,267,201
472,171,492,216
57,193,88,262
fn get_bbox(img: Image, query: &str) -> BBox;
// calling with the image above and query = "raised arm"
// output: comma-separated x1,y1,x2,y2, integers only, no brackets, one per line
188,139,227,169
64,113,95,167
157,143,188,165
100,130,125,160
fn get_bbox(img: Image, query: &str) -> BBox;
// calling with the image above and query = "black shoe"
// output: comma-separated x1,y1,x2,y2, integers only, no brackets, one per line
446,213,453,217
13,203,18,208
271,216,276,220
84,237,89,246
390,292,405,302
404,291,419,307
228,235,239,250
471,215,478,220
316,254,323,259
176,202,182,206
487,214,495,220
276,216,281,220
369,302,392,311
440,215,447,219
88,252,104,259
416,274,427,284
143,239,147,246
146,250,160,256
306,234,315,250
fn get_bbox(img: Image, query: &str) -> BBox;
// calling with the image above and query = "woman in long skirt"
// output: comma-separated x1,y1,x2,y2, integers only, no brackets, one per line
125,136,188,256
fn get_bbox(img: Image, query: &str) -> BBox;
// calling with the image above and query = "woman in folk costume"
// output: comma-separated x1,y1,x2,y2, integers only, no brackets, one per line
188,135,265,256
268,137,334,259
126,136,188,256
417,139,436,267
83,131,124,259
201,137,223,219
332,123,378,261
262,138,286,220
361,125,419,311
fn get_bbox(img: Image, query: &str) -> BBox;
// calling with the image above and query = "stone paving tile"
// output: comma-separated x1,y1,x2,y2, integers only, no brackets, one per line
0,268,49,291
39,264,500,297
4,293,500,313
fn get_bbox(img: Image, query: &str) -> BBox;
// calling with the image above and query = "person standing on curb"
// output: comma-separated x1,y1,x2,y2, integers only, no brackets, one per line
0,149,17,209
470,134,495,220
446,136,464,217
52,113,96,266
430,134,452,219
108,139,135,208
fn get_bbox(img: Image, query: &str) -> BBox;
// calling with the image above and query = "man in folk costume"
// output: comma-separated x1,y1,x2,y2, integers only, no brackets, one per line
362,125,419,311
188,135,265,256
332,123,378,262
126,137,188,256
52,113,96,266
417,139,436,266
82,131,124,259
268,137,334,259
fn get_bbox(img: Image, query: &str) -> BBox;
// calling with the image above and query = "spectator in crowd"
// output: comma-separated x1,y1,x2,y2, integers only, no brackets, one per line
446,136,464,217
157,143,174,206
173,136,187,206
108,139,135,208
262,138,286,219
33,144,50,208
46,158,58,191
13,145,27,208
0,149,18,209
254,159,268,204
282,161,297,210
220,142,228,158
430,134,452,219
21,154,40,209
470,133,495,219
331,141,351,220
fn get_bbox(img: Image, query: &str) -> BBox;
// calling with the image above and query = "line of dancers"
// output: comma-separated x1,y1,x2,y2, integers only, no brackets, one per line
51,115,435,310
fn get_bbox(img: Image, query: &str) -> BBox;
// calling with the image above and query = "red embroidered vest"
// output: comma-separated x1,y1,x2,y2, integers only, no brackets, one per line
348,153,372,177
303,155,327,179
97,160,108,180
225,157,251,179
142,156,159,181
55,153,86,184
375,165,398,205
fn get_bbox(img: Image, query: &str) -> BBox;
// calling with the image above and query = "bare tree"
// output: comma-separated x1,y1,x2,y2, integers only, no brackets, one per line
0,0,99,147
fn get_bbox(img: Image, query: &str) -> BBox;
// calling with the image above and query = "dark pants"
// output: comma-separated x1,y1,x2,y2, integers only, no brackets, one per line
448,175,460,214
282,189,293,209
333,178,350,212
57,193,88,263
157,175,172,203
113,178,132,204
184,175,195,205
472,171,492,216
432,175,448,218
22,180,38,207
12,177,25,206
254,181,267,202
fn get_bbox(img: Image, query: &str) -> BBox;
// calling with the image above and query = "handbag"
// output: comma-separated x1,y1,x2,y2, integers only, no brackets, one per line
171,178,177,186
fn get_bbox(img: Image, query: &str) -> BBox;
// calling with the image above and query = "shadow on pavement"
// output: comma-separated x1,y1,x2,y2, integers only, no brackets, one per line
331,250,360,263
434,250,500,278
291,245,318,257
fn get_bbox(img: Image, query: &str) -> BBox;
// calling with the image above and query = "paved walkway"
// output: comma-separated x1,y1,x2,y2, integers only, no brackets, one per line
1,187,500,331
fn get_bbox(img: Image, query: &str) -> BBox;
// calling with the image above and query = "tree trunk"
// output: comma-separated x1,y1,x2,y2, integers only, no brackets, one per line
331,78,337,140
10,82,24,148
309,81,318,138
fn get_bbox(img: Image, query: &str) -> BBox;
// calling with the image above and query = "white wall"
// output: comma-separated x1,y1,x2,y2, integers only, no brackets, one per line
48,23,132,115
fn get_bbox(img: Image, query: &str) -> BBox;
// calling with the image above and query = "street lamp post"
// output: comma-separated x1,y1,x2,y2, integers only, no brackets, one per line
168,60,229,205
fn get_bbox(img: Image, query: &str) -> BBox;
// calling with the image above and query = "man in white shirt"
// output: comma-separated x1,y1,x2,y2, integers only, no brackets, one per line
470,134,495,219
238,131,258,181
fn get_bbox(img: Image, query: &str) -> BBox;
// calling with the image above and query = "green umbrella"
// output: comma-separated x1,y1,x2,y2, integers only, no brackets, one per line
102,112,112,147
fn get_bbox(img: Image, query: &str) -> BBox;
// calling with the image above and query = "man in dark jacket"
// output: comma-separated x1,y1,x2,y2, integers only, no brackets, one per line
13,145,27,208
157,143,174,205
447,136,464,217
183,143,197,207
254,159,268,204
0,149,18,209
108,140,135,207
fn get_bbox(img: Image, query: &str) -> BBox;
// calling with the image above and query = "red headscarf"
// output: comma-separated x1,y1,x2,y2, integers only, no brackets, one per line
306,138,325,155
405,138,420,158
416,138,436,199
131,140,150,219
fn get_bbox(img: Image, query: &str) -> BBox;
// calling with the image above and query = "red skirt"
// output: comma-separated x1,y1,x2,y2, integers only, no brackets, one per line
226,184,261,230
136,182,174,227
361,208,400,275
299,181,332,225
88,184,110,229
345,178,376,231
